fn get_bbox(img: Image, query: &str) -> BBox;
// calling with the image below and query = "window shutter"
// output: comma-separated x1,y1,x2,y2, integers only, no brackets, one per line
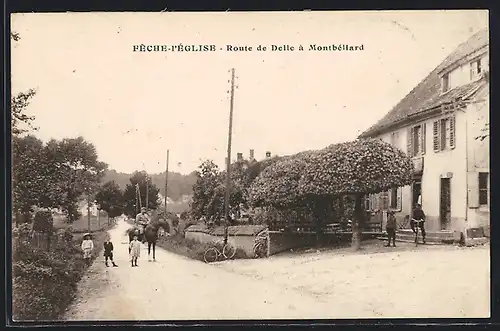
407,127,413,157
433,120,440,152
467,172,479,208
450,116,456,149
388,189,392,209
421,123,426,155
396,187,402,211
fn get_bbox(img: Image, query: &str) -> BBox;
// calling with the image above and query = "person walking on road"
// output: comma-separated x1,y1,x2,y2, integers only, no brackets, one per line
385,210,397,247
103,235,118,267
129,235,141,267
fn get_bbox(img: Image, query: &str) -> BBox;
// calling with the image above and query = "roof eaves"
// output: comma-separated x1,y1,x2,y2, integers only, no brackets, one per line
436,44,489,76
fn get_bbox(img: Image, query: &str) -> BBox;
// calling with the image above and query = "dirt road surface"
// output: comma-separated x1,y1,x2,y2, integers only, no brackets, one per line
64,219,490,320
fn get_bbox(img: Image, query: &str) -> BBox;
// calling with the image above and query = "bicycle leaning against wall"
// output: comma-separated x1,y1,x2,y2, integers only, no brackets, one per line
253,229,269,258
203,239,237,263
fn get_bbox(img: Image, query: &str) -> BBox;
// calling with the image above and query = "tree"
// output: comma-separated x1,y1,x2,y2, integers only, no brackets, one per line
122,171,160,216
298,139,413,250
11,32,37,136
43,137,108,222
95,181,124,218
12,135,53,224
12,89,38,136
249,155,310,209
189,160,222,220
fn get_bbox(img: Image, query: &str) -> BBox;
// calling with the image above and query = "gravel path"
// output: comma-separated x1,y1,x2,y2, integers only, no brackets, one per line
63,219,490,320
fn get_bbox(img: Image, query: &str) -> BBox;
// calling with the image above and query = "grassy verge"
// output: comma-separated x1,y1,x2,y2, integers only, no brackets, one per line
157,234,249,262
12,222,114,321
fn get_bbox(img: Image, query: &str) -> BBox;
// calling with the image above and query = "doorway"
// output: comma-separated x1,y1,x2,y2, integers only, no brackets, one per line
440,178,451,230
412,179,422,207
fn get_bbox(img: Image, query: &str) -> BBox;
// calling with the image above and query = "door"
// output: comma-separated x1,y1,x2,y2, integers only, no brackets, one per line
440,178,451,230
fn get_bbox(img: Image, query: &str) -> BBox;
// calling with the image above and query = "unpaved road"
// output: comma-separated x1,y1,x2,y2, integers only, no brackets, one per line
64,219,490,320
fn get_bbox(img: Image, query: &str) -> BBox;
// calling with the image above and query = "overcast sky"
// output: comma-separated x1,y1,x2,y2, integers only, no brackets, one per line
11,10,488,175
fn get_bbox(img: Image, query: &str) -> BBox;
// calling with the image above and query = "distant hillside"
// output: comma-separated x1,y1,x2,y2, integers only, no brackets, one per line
103,169,198,202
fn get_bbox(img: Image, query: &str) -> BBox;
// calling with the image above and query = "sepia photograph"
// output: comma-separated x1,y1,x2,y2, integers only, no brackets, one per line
10,10,490,322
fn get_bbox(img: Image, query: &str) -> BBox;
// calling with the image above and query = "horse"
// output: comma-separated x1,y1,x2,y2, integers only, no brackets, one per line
127,217,170,262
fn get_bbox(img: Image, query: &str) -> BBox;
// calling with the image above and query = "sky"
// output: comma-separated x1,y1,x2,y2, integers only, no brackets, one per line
11,10,488,175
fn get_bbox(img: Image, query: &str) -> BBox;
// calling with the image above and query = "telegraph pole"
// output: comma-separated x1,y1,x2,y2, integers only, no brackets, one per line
145,173,149,212
224,68,236,245
165,149,170,215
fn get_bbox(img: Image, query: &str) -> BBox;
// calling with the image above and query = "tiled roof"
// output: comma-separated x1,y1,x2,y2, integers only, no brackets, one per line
359,29,489,138
185,224,267,236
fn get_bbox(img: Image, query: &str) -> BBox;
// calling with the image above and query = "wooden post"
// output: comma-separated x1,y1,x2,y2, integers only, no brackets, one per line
87,195,91,232
145,172,149,212
165,149,169,215
224,68,236,245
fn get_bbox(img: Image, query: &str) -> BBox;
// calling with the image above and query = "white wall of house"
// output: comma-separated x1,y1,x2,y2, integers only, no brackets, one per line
465,85,490,234
373,94,489,233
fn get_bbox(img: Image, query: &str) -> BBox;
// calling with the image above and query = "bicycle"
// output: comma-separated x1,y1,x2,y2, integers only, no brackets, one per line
412,218,425,246
253,229,269,258
203,240,236,263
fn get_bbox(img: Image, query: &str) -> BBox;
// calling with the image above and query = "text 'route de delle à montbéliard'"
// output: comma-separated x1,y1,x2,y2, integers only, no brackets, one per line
132,44,365,52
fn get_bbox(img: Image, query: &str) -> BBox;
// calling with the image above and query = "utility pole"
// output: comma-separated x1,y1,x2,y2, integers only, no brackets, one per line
87,188,91,233
224,68,236,245
145,173,149,212
165,149,170,215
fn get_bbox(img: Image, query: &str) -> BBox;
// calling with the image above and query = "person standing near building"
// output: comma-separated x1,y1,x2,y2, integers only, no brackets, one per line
411,203,426,244
385,210,397,247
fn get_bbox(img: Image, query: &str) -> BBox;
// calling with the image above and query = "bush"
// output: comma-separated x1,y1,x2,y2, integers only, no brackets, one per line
12,222,114,321
32,210,54,234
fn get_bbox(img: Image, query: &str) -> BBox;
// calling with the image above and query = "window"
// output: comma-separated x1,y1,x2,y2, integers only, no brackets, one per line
407,124,426,157
433,116,456,152
390,131,399,148
470,59,483,80
442,74,450,93
479,172,489,205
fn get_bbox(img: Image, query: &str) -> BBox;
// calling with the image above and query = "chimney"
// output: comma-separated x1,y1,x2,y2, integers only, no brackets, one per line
266,151,271,158
237,153,243,162
249,149,255,160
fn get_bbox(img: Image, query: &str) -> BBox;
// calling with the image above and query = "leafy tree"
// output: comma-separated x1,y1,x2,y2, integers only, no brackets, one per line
189,160,222,220
122,171,160,216
43,137,108,222
11,33,37,136
298,139,413,250
12,136,55,224
11,89,38,136
95,180,124,218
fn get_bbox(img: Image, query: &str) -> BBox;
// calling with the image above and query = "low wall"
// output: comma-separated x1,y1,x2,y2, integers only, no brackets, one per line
268,231,380,256
184,224,267,258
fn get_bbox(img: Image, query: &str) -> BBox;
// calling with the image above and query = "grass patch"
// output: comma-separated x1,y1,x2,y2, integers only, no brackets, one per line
157,234,249,262
12,222,114,321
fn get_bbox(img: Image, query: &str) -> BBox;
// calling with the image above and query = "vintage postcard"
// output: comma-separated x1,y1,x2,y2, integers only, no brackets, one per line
10,10,490,322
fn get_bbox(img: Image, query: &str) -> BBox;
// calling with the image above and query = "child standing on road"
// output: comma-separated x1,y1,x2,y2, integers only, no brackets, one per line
103,234,118,267
81,233,94,266
129,235,141,267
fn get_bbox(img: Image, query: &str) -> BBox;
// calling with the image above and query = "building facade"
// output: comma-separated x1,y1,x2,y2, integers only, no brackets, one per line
359,29,490,238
